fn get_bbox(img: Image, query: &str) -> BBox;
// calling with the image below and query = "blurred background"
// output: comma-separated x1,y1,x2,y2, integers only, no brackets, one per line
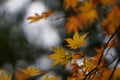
0,0,69,79
0,0,120,80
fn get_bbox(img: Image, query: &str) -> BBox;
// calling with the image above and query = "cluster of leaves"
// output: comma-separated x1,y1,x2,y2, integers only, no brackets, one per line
0,66,59,80
1,0,120,80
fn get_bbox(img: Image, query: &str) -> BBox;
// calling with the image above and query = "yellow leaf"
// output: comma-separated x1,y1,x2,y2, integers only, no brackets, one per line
81,56,97,73
100,0,116,6
43,74,59,80
15,66,42,80
65,32,88,49
79,1,98,24
27,13,42,23
113,68,120,80
0,69,12,80
27,10,52,23
48,47,72,66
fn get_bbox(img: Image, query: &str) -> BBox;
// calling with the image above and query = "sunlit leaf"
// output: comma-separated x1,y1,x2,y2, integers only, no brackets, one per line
27,10,52,23
48,47,72,66
15,66,42,80
0,69,12,80
79,1,98,24
65,32,88,49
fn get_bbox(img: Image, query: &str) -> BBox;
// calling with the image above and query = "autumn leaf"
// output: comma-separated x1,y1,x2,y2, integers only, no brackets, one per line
100,69,112,80
113,68,120,80
0,69,12,80
64,0,79,10
71,61,80,74
15,66,42,80
72,51,83,59
66,16,83,33
94,47,105,67
48,47,72,66
80,56,97,73
65,32,88,49
102,6,120,35
27,13,42,23
79,1,98,24
43,74,59,80
27,10,52,23
92,68,112,80
107,39,116,47
100,0,116,6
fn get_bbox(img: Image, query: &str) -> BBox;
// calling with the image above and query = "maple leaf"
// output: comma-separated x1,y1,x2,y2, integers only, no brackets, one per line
71,61,80,74
81,56,97,73
72,51,83,59
64,0,79,10
43,74,59,80
79,1,98,24
0,69,12,80
48,47,72,66
102,6,120,35
27,10,52,23
65,32,88,49
15,66,42,80
66,16,83,33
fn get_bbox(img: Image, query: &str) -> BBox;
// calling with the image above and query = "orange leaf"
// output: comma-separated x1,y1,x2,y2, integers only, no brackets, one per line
102,6,120,35
64,0,79,10
66,16,83,33
72,51,83,59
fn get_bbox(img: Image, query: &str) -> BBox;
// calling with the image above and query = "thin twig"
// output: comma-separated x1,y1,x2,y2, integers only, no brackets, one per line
107,56,118,66
83,67,97,80
105,46,112,57
98,26,120,65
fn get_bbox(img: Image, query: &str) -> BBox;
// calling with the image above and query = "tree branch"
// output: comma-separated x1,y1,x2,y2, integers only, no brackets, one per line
98,26,120,65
